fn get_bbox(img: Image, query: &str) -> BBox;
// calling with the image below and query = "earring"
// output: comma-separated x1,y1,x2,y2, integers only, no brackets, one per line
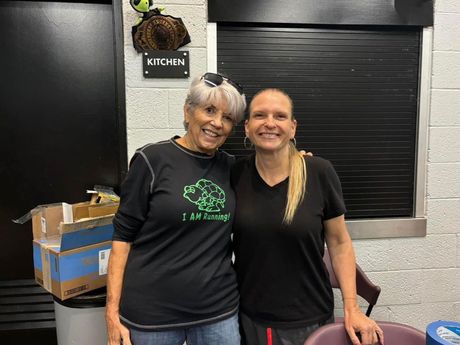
291,138,297,147
243,136,253,150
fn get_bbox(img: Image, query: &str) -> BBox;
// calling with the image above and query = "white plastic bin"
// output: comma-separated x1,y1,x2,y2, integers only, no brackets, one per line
53,288,107,345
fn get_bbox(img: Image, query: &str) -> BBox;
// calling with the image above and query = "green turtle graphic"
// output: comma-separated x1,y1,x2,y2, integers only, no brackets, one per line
183,179,226,212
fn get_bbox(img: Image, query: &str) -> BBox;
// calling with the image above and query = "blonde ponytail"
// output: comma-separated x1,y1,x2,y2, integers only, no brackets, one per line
283,141,307,224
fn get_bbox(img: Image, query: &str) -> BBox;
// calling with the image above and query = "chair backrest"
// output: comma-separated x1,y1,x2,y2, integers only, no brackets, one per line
323,249,381,317
304,321,425,345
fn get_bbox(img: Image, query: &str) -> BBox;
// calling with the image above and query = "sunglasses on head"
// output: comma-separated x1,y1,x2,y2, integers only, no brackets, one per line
201,72,244,95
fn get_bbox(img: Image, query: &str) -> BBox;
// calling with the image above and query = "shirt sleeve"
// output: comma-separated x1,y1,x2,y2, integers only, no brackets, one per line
112,152,153,242
323,163,347,220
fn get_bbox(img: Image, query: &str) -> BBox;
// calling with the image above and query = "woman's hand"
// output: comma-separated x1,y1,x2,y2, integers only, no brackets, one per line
106,309,132,345
299,150,313,157
343,304,384,345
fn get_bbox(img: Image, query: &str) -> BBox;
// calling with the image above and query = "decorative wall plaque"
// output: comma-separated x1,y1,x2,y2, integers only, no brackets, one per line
132,9,191,52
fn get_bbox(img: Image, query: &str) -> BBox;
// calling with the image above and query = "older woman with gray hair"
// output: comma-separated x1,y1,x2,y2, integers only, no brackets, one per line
106,73,246,345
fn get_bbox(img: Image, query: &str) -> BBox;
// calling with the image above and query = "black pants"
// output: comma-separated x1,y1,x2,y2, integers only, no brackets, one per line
240,312,334,345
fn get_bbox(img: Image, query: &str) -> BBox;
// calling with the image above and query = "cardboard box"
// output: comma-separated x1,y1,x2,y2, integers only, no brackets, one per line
33,240,112,300
31,201,118,240
30,202,117,300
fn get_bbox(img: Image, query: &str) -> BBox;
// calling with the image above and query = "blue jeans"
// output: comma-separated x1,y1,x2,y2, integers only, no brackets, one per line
129,313,240,345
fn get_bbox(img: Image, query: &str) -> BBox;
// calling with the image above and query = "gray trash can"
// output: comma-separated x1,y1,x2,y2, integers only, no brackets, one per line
53,288,107,345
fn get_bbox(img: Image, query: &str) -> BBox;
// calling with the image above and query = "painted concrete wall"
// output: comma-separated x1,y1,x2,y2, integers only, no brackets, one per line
122,0,460,330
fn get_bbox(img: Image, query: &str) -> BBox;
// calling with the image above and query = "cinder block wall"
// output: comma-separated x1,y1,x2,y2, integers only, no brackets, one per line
122,0,460,330
122,0,206,158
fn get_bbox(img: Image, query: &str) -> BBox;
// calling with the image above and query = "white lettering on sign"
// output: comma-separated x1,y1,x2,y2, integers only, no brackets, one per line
147,58,186,66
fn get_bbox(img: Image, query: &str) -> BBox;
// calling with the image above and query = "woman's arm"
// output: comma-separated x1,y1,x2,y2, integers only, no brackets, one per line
106,240,132,345
324,215,384,345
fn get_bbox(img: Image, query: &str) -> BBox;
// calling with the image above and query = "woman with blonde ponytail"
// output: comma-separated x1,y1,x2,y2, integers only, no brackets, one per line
231,89,383,345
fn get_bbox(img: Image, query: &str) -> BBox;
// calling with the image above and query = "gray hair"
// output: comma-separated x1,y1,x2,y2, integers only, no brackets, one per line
183,75,247,130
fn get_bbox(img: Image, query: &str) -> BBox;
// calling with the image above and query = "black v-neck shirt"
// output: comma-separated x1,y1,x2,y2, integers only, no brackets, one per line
231,155,346,328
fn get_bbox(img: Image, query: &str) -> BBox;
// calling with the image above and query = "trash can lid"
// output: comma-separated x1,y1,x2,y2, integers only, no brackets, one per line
53,287,106,308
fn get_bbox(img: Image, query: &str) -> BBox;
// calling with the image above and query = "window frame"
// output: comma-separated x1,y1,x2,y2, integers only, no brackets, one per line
207,23,430,239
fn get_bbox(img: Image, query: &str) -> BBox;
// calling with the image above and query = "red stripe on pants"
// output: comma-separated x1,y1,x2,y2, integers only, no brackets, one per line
267,328,273,345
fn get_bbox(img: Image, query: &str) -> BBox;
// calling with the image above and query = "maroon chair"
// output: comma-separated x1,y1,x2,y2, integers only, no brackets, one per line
323,249,381,317
304,321,425,345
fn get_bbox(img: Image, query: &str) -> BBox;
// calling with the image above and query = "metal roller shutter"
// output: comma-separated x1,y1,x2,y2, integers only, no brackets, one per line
218,25,420,218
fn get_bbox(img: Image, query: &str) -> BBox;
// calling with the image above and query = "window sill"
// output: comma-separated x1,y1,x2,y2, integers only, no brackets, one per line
346,217,427,239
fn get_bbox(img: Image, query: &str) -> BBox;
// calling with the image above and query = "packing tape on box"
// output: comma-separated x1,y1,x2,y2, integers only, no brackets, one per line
427,321,460,345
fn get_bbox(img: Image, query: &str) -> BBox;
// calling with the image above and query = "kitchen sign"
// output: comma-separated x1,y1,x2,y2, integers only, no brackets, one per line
143,50,189,78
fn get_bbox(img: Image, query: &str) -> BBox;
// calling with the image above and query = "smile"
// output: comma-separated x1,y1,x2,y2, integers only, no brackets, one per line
259,133,279,138
202,129,219,137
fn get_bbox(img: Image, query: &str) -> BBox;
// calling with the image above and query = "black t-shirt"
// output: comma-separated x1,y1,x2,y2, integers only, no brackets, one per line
231,155,346,328
113,138,239,330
